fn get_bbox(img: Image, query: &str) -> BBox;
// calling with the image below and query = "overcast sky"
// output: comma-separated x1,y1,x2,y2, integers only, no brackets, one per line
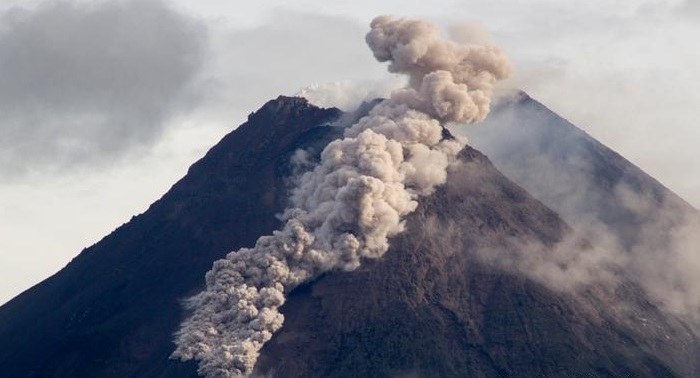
1,0,698,304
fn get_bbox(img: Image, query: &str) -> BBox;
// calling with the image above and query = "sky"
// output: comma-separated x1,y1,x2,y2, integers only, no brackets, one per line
0,0,698,305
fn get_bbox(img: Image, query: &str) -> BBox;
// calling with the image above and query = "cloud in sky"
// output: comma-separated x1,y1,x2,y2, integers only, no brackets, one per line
0,0,206,179
676,0,700,16
202,11,391,117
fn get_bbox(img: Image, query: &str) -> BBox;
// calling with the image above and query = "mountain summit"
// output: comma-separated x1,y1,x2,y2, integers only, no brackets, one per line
0,94,697,377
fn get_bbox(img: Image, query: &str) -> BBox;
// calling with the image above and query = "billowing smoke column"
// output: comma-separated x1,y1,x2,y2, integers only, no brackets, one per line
172,15,511,377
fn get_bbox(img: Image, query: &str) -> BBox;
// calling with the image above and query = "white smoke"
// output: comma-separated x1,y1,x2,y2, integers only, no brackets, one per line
296,78,404,111
172,15,510,377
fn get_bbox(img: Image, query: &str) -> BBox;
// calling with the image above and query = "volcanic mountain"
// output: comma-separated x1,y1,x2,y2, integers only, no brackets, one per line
0,95,697,377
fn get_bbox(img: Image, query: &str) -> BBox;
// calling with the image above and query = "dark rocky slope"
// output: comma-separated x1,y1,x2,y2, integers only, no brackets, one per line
0,96,696,377
0,97,341,378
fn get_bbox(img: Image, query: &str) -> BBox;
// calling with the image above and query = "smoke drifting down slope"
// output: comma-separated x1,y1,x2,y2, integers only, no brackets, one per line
172,15,510,377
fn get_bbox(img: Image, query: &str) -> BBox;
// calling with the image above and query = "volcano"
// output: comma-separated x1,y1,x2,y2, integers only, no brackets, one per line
0,94,697,377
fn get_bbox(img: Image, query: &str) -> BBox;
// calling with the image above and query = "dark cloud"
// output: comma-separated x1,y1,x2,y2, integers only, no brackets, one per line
0,0,206,178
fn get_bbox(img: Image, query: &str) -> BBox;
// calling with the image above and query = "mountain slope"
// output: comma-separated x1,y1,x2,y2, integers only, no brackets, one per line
467,91,698,248
0,96,696,377
255,146,698,378
0,97,341,378
467,91,700,324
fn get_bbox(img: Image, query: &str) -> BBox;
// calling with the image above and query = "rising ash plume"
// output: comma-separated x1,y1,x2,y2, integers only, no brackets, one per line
172,15,510,377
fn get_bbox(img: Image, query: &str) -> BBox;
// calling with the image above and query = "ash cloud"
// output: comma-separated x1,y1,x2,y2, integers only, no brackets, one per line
172,15,510,377
0,0,206,178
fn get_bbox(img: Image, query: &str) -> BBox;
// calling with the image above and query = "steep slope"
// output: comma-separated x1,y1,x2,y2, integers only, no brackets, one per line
0,97,341,378
0,96,696,377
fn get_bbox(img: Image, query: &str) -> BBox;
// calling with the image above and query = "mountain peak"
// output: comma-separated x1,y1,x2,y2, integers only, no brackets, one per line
248,95,333,124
